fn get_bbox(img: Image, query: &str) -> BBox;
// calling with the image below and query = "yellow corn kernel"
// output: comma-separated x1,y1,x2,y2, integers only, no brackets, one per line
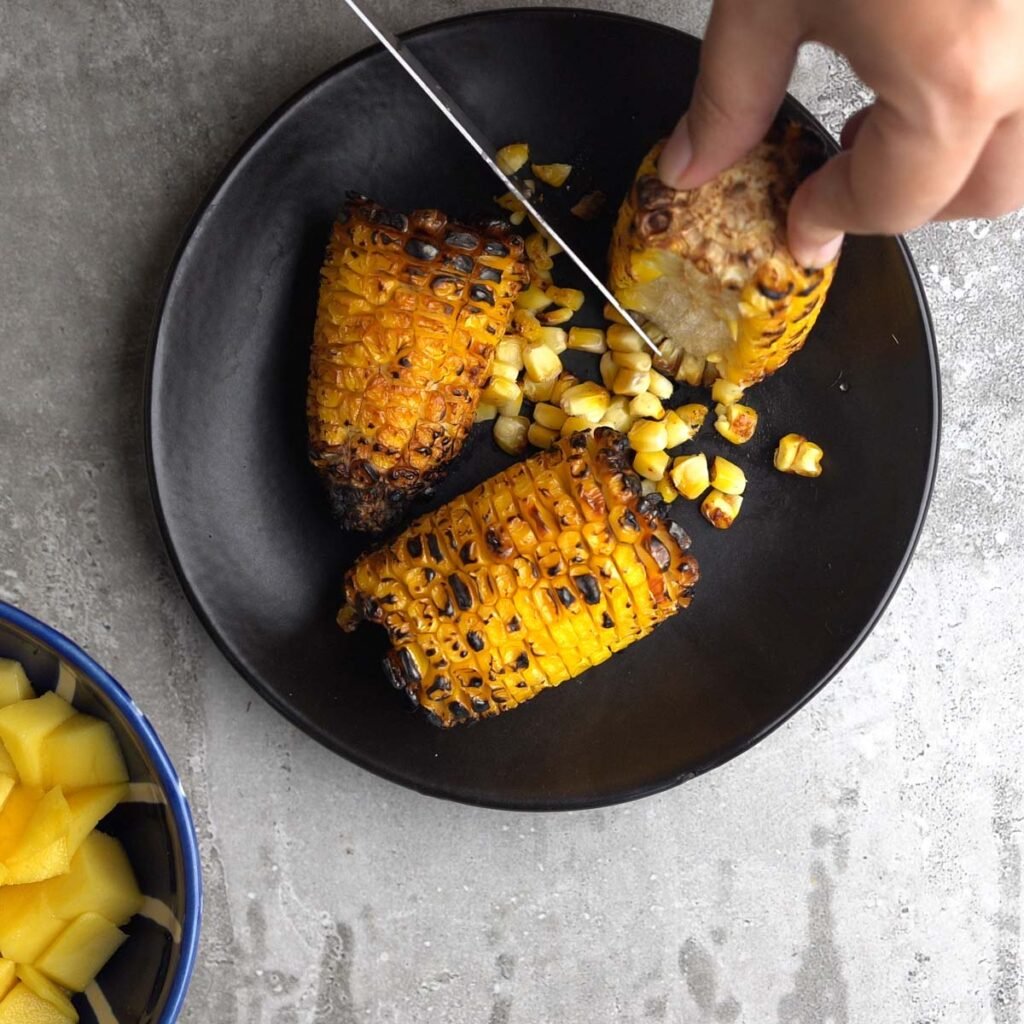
775,434,823,477
628,419,668,453
510,210,526,226
529,264,552,285
482,376,521,408
546,287,585,311
633,449,670,482
714,403,758,444
599,351,618,390
475,403,497,423
495,337,523,369
493,415,529,455
647,369,674,401
495,191,525,213
676,352,706,386
607,324,645,352
537,326,568,352
676,404,709,433
515,285,552,313
532,162,572,187
560,382,611,423
546,235,563,256
598,396,633,433
533,402,567,431
513,308,545,342
523,343,562,382
793,444,824,477
491,361,520,382
550,373,580,404
568,327,607,354
641,479,658,496
711,378,746,407
560,415,593,437
525,233,553,271
498,392,523,417
629,393,665,421
701,489,743,529
539,308,574,326
496,142,529,175
612,367,651,396
522,376,556,403
611,350,652,372
656,476,679,503
603,302,627,325
670,453,710,500
774,433,801,472
710,456,747,495
661,410,692,448
527,422,559,450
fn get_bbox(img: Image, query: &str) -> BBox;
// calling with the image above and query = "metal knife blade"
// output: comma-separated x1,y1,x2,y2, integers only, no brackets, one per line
342,0,660,355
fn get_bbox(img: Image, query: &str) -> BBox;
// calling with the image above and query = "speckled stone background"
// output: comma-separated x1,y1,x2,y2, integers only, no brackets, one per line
2,1,1023,1021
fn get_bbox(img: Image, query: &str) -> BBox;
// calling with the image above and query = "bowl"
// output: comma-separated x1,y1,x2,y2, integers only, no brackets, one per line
0,600,201,1023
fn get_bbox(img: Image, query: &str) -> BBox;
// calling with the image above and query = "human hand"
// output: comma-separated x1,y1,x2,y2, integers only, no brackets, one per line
658,0,1024,266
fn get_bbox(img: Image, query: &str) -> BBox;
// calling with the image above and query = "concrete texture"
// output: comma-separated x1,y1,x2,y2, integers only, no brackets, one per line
2,1,1023,1020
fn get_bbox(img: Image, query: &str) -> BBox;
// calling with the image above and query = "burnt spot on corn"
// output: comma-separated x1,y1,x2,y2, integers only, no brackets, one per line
466,631,485,652
397,647,421,683
646,537,672,572
575,574,601,605
470,284,495,305
507,616,521,632
478,265,502,283
449,574,473,611
459,541,478,565
556,586,576,608
601,612,614,629
514,653,529,670
407,537,423,559
426,534,443,562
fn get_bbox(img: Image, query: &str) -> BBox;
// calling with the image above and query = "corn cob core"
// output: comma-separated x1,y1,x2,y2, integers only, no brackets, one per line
339,428,699,726
308,194,528,532
609,123,837,388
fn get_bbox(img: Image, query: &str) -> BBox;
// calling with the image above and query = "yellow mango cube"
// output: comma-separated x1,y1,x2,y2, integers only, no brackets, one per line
2,787,71,884
0,983,75,1023
42,717,128,791
0,776,14,814
43,831,142,926
16,967,78,1023
36,913,126,992
0,785,43,859
0,660,34,708
0,745,14,778
0,960,14,1001
0,888,67,963
0,694,75,786
65,785,127,857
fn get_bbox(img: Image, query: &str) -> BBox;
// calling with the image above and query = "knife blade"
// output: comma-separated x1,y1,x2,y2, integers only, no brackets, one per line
342,0,660,355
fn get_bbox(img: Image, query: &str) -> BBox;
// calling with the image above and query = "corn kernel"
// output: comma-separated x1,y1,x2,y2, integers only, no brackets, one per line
493,415,529,455
612,367,651,396
662,410,692,448
628,419,668,453
546,235,563,256
550,373,580,404
491,361,520,382
560,382,611,423
495,191,525,213
711,378,745,406
701,489,743,529
611,350,652,372
509,210,526,226
714,403,758,444
515,285,551,313
607,324,644,352
536,326,568,353
475,403,497,423
522,377,555,403
568,327,607,354
496,142,529,175
775,434,823,477
546,287,585,311
598,397,633,433
599,351,618,390
560,415,593,437
633,449,670,482
526,232,553,271
531,162,572,187
523,343,562,382
539,308,573,326
497,391,523,417
656,477,679,504
670,453,710,500
629,393,665,421
527,422,559,450
647,370,674,401
793,445,824,477
774,433,801,472
514,308,544,341
495,338,523,369
482,376,521,407
676,352,706,386
603,302,627,324
676,404,708,432
533,402,567,431
710,456,746,495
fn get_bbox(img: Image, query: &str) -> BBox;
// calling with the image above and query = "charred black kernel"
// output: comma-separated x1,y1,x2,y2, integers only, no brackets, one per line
485,527,504,554
513,652,529,670
424,647,436,657
507,616,521,632
466,675,484,689
445,529,458,549
601,612,614,629
575,574,601,605
427,677,452,699
459,541,478,565
449,575,473,611
619,509,639,532
423,709,445,727
406,537,423,559
379,594,397,605
445,230,479,250
636,175,676,209
377,232,397,246
404,237,439,261
477,265,501,282
426,534,443,562
398,647,421,683
359,596,382,621
637,493,664,520
647,536,672,572
424,568,437,582
438,598,455,618
622,473,642,497
642,209,672,235
493,691,509,704
449,701,470,721
470,696,490,714
682,584,697,600
467,631,485,652
556,586,576,608
483,239,509,257
516,682,528,690
667,521,691,551
469,284,495,305
383,654,403,689
758,282,792,301
546,563,561,577
431,273,462,295
371,208,408,231
362,461,380,482
445,252,475,274
569,432,589,450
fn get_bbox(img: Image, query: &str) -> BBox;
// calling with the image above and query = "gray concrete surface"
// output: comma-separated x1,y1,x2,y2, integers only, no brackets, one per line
2,1,1022,1021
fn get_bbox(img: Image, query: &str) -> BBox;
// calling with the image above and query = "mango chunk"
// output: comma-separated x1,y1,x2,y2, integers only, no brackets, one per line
0,786,44,859
0,660,34,708
0,888,67,963
42,716,128,790
0,776,14,814
0,745,14,778
43,831,142,926
16,967,77,1023
2,787,71,885
0,960,14,1001
36,913,126,993
66,785,127,857
0,983,75,1023
0,695,75,786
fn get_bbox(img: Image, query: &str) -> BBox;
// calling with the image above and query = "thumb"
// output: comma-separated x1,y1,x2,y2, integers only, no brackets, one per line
659,0,803,190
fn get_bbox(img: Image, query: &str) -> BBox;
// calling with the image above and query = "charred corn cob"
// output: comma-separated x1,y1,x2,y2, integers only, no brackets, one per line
338,428,700,726
308,195,528,532
609,122,837,389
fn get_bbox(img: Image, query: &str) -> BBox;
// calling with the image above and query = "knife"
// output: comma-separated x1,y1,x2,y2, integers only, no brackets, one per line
342,0,660,355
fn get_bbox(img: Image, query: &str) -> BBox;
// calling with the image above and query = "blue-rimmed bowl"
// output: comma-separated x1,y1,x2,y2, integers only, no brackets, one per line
0,601,201,1023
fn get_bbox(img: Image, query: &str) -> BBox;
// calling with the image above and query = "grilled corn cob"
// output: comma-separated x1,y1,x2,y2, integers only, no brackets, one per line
308,195,528,531
609,122,837,389
338,428,700,726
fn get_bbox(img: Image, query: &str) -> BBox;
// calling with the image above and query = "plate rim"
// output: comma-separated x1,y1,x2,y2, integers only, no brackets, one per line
144,6,941,811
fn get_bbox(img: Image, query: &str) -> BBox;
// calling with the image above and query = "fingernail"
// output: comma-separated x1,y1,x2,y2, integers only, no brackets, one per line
658,116,693,188
799,233,844,269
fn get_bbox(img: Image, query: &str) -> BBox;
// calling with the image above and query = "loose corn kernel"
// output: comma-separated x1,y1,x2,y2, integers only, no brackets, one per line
529,264,552,285
560,415,593,437
656,477,679,504
533,402,567,431
710,456,747,495
628,419,668,453
599,351,618,390
493,415,529,455
514,308,544,341
715,403,758,444
774,434,823,477
495,191,525,213
482,376,521,408
633,449,670,482
525,233,553,271
498,392,523,417
522,376,555,403
560,382,611,423
475,403,497,423
598,396,633,433
491,361,520,382
662,410,692,449
532,162,572,187
647,370,674,401
701,489,743,529
629,393,665,421
536,326,568,353
523,343,562,382
539,308,574,326
495,337,523,369
509,210,526,226
546,287,585,311
568,327,607,354
546,235,563,256
527,422,559,450
515,285,552,313
550,373,580,404
711,378,746,406
496,142,529,175
612,367,651,396
676,404,709,433
603,302,627,325
670,454,710,500
607,324,645,352
676,352,706,386
611,350,652,372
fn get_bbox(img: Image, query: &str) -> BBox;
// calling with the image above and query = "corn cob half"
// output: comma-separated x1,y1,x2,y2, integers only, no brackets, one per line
609,122,837,389
338,428,700,726
308,194,528,532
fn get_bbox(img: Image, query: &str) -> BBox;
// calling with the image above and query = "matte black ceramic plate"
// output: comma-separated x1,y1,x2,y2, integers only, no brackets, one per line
147,8,938,809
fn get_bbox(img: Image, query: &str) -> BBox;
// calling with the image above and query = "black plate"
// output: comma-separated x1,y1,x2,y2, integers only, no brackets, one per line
146,8,938,810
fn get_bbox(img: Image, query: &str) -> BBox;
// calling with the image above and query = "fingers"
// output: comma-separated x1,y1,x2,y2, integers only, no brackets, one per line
787,99,991,266
659,0,804,190
937,112,1024,220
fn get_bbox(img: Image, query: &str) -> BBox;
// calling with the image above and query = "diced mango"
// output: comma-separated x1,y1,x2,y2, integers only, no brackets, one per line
0,695,75,786
36,913,126,993
0,661,34,708
43,832,142,926
0,983,75,1023
0,960,14,1001
42,717,128,791
0,888,67,963
2,787,71,885
0,777,13,814
0,746,13,778
0,785,44,859
65,786,127,858
16,967,78,1023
